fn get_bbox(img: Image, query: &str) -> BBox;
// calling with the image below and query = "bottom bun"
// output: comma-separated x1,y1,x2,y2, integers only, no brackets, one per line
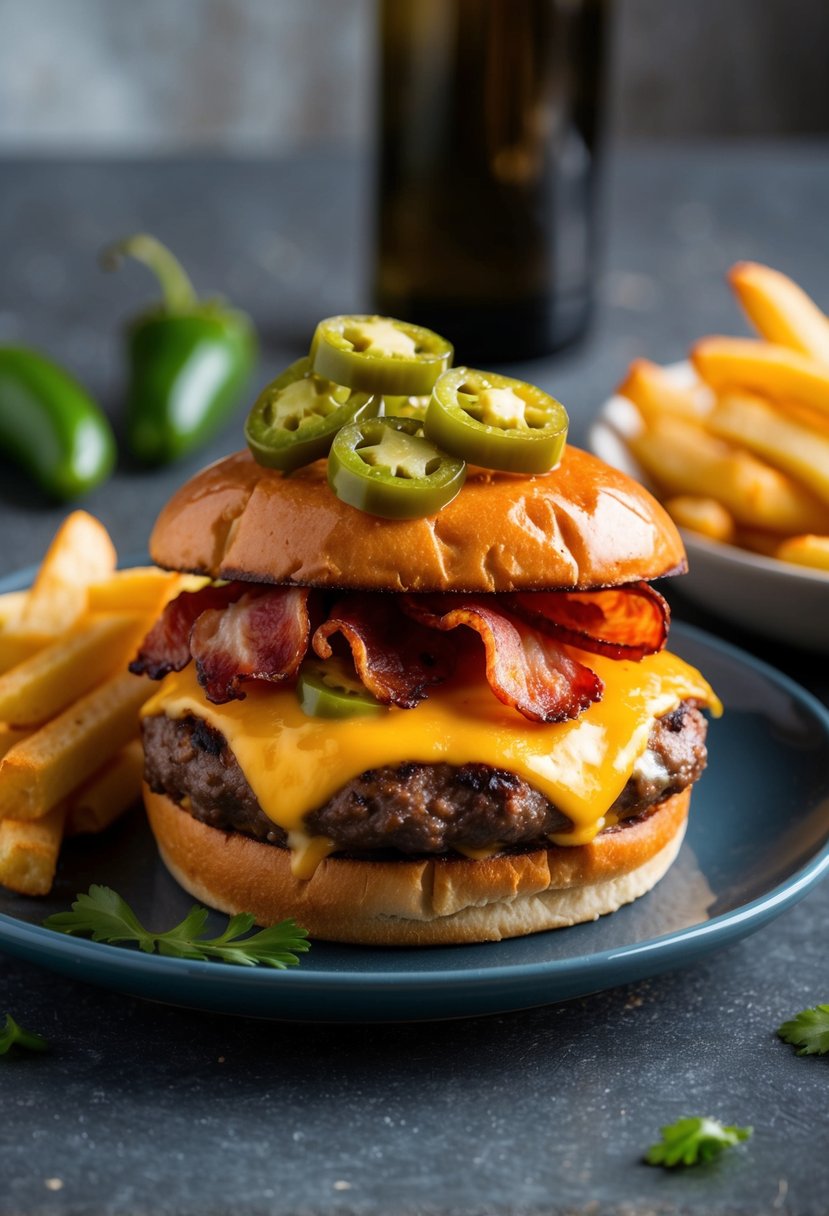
144,785,691,946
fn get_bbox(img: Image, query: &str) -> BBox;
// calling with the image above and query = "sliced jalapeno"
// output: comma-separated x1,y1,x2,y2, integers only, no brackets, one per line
381,394,430,420
245,357,379,472
297,657,385,719
328,417,466,519
310,315,453,396
425,367,569,474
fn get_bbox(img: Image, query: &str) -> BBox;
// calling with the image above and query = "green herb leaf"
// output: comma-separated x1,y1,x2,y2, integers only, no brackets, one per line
0,1014,49,1056
644,1117,752,1168
777,1004,829,1056
44,884,310,969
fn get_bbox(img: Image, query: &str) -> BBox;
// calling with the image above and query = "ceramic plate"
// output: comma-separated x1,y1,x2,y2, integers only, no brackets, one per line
0,563,828,1021
590,365,829,653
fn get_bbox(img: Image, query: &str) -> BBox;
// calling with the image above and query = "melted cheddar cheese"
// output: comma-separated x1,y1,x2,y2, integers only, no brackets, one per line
142,649,721,876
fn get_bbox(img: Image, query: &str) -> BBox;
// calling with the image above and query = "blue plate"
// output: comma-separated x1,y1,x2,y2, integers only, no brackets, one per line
0,560,828,1021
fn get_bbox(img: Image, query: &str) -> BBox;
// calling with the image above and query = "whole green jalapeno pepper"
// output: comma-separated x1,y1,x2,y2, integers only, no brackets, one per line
0,347,116,500
103,234,257,464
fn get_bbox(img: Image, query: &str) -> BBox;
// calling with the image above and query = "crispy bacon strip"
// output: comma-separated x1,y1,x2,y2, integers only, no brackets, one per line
506,582,670,661
191,587,312,704
401,595,602,723
129,582,248,680
312,594,456,709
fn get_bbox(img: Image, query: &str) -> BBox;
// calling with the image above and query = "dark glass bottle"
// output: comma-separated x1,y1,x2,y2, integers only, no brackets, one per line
374,0,608,363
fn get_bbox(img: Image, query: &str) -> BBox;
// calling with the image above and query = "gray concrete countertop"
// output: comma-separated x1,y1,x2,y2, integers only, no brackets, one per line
0,145,828,1216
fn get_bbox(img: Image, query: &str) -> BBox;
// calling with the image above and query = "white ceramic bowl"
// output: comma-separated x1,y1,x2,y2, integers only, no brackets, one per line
590,370,829,654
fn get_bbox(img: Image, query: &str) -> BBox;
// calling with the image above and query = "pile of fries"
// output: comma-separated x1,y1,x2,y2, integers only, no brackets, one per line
616,262,829,573
0,512,199,896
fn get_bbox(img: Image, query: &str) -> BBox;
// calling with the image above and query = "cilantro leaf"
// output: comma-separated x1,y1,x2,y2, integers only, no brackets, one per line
644,1117,752,1168
0,1014,49,1056
777,1004,829,1056
44,884,310,969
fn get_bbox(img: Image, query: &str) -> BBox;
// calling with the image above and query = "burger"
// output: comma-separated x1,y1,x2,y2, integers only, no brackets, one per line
131,320,720,946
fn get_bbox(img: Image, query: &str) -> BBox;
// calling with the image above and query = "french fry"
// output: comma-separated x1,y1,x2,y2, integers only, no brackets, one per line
692,337,829,418
65,741,145,836
87,569,205,615
0,613,148,728
0,591,28,627
627,415,829,534
664,496,736,544
0,727,31,761
22,511,117,633
0,672,152,822
735,528,783,557
0,805,66,896
775,534,829,573
0,627,55,676
617,359,713,422
709,392,829,506
729,262,829,362
783,398,829,438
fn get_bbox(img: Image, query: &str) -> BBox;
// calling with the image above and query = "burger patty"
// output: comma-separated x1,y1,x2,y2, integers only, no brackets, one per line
141,702,708,857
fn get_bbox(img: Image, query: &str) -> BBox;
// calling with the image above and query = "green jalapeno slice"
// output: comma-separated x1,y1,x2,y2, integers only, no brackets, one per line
245,357,379,472
296,657,385,719
380,394,430,420
425,367,569,474
310,316,453,396
328,417,466,519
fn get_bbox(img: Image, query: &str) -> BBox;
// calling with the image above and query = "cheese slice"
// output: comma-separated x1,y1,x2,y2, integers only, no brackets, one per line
142,649,721,871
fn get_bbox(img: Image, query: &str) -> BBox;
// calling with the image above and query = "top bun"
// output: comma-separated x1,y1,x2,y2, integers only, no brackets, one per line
149,447,686,593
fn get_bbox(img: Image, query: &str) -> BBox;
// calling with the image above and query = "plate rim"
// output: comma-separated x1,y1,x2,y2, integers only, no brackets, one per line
0,561,828,1001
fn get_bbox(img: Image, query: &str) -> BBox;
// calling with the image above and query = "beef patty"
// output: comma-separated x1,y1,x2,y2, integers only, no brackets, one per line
141,702,708,857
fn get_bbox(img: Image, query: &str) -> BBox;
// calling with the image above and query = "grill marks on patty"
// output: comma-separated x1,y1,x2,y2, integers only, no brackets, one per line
141,703,708,858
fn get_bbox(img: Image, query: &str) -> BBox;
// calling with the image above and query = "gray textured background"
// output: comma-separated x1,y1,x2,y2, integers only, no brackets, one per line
1,0,828,151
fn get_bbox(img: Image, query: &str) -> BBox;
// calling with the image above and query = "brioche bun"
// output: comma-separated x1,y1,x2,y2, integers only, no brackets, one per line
145,785,690,946
149,447,686,594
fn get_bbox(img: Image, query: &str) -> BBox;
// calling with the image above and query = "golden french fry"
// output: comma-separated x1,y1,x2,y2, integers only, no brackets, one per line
0,727,31,761
0,804,66,895
0,628,54,676
692,337,829,418
86,569,206,614
617,359,713,422
783,398,829,438
0,613,148,728
776,534,829,573
65,741,145,836
734,528,783,557
665,496,736,543
0,671,152,822
0,594,52,675
0,591,28,627
729,262,829,362
709,392,829,507
627,415,829,534
23,511,117,634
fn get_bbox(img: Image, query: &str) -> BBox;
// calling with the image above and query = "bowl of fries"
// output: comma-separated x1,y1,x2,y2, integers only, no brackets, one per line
591,262,829,653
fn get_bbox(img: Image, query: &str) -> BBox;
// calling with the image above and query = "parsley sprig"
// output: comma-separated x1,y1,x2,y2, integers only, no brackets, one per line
0,1014,49,1056
43,885,310,969
644,1117,752,1168
777,1004,829,1056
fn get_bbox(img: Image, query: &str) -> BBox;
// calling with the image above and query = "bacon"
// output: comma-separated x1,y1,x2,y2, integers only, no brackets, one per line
129,582,248,680
402,595,602,723
312,594,456,709
506,582,670,661
191,587,312,704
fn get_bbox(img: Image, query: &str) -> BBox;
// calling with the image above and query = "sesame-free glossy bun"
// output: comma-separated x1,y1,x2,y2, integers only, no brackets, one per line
144,785,690,946
149,448,686,593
